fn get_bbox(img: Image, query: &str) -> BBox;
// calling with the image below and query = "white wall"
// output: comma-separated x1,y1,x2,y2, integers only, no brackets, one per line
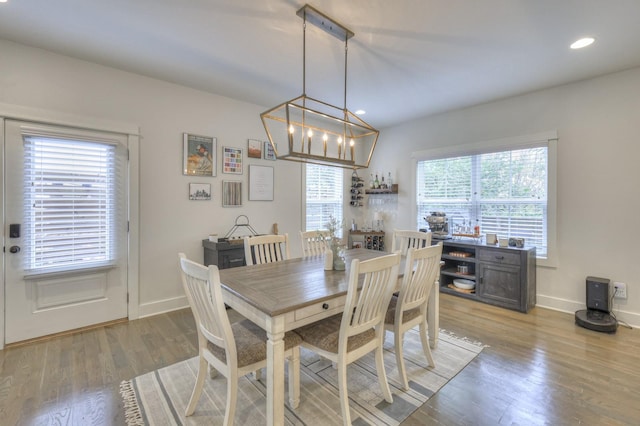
0,39,304,316
2,38,639,327
370,67,640,326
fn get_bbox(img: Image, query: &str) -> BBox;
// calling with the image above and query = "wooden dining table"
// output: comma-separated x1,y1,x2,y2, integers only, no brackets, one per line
218,248,440,426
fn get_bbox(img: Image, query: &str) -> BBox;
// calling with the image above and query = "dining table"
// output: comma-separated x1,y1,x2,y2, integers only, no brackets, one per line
218,247,440,426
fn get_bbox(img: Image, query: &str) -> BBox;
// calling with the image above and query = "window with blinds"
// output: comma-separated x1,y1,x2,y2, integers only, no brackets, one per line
23,136,119,271
417,145,549,257
305,164,343,234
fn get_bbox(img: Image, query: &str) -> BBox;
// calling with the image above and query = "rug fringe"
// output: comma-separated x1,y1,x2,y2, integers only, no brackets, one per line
439,328,489,348
119,379,145,426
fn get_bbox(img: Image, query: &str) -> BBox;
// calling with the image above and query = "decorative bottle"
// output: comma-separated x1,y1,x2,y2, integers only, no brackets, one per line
387,172,393,187
374,174,380,189
369,173,375,189
324,247,333,270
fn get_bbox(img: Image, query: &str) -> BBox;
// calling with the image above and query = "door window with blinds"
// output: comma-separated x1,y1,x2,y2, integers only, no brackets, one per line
23,136,120,272
305,164,343,234
416,144,550,257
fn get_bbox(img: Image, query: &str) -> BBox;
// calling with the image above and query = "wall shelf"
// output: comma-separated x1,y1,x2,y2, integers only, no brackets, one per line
365,184,398,194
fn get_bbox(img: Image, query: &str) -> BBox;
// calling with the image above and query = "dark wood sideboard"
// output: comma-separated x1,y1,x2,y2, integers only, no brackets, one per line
202,239,246,269
438,239,536,313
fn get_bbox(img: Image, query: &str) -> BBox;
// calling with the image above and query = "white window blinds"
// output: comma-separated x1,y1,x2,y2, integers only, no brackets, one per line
305,164,343,233
23,136,119,271
417,145,548,256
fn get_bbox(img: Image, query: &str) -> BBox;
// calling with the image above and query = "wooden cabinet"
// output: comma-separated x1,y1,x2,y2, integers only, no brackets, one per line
348,231,385,251
439,240,536,312
202,239,246,269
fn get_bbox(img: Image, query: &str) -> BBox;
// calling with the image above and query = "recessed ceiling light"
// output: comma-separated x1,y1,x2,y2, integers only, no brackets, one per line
570,37,595,49
355,110,366,115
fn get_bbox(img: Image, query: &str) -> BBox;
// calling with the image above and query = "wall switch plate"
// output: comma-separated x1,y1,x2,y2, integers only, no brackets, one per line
613,282,627,299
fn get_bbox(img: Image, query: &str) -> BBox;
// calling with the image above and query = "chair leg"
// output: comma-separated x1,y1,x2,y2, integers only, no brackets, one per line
419,319,436,367
185,355,208,416
224,369,239,426
394,328,409,390
288,347,300,409
337,361,351,426
375,343,393,403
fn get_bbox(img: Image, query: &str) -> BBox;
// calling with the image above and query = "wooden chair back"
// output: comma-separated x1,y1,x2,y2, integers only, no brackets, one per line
341,253,401,342
243,233,290,266
299,230,330,257
178,253,236,364
391,229,432,256
397,243,443,315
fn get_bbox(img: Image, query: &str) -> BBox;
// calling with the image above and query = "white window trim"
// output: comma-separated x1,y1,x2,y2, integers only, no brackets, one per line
411,130,558,268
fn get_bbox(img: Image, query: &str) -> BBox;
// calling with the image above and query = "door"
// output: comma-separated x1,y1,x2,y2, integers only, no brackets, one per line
4,120,129,344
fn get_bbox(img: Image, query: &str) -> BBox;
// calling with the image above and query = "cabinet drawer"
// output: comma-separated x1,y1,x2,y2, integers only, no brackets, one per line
478,249,521,266
295,295,347,322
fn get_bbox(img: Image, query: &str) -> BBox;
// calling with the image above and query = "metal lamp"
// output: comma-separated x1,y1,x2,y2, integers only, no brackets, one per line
260,4,379,170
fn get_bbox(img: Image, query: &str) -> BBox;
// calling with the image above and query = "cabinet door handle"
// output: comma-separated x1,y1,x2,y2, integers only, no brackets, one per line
495,255,504,260
322,303,329,310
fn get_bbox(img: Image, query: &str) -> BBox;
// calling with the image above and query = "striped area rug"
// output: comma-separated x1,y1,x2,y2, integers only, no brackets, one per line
120,329,484,425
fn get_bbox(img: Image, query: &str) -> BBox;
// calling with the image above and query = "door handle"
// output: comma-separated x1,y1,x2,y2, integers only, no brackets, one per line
9,245,21,253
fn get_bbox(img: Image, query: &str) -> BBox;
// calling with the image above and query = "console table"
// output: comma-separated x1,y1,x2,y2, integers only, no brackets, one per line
202,239,246,269
439,239,536,312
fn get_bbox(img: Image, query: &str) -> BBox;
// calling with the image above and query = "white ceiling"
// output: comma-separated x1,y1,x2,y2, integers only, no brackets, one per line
2,0,640,128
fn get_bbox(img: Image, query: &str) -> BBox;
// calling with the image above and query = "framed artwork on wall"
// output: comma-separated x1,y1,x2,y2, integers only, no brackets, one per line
222,146,243,174
183,133,216,176
264,141,277,160
249,165,274,201
247,139,263,158
189,183,211,200
222,181,242,207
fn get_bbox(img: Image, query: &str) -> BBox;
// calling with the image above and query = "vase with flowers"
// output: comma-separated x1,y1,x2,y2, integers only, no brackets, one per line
326,215,346,271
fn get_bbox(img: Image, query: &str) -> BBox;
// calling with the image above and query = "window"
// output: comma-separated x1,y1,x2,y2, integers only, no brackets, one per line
416,138,555,259
23,136,120,271
305,164,343,234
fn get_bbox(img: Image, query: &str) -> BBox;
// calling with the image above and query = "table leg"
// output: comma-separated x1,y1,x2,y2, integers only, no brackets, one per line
428,282,439,349
266,323,285,426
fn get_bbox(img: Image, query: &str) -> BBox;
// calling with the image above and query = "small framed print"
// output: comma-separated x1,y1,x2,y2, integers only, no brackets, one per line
189,183,211,200
222,181,242,207
249,165,274,201
223,146,243,174
247,139,263,159
183,133,216,176
264,141,277,160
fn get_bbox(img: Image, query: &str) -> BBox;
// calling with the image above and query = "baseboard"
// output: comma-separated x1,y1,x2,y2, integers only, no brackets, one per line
537,294,639,329
138,295,189,318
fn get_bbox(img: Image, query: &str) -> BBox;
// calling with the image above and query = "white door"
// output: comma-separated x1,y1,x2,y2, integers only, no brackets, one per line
4,120,129,344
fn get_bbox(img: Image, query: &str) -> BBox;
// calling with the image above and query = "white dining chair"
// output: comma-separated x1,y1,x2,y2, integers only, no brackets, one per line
295,253,401,425
384,243,443,390
243,233,290,265
391,229,432,256
299,230,330,258
178,253,302,425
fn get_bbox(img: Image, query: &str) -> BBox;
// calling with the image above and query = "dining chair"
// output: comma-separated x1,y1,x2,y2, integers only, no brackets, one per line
384,243,443,390
295,253,401,425
299,230,330,257
243,233,290,265
390,229,432,256
178,253,302,425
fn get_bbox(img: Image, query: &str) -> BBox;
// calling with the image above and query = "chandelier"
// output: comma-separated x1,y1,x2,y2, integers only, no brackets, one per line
260,4,379,169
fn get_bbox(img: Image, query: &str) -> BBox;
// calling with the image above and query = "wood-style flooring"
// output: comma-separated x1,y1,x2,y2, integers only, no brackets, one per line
1,294,638,425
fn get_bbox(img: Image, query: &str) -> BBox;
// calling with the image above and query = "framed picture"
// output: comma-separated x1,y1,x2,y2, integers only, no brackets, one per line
247,139,263,159
264,141,277,160
223,146,243,174
189,183,211,200
183,133,216,176
222,181,242,207
249,165,274,201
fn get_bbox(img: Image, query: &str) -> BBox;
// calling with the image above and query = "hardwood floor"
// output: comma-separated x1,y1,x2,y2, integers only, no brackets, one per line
1,295,638,425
